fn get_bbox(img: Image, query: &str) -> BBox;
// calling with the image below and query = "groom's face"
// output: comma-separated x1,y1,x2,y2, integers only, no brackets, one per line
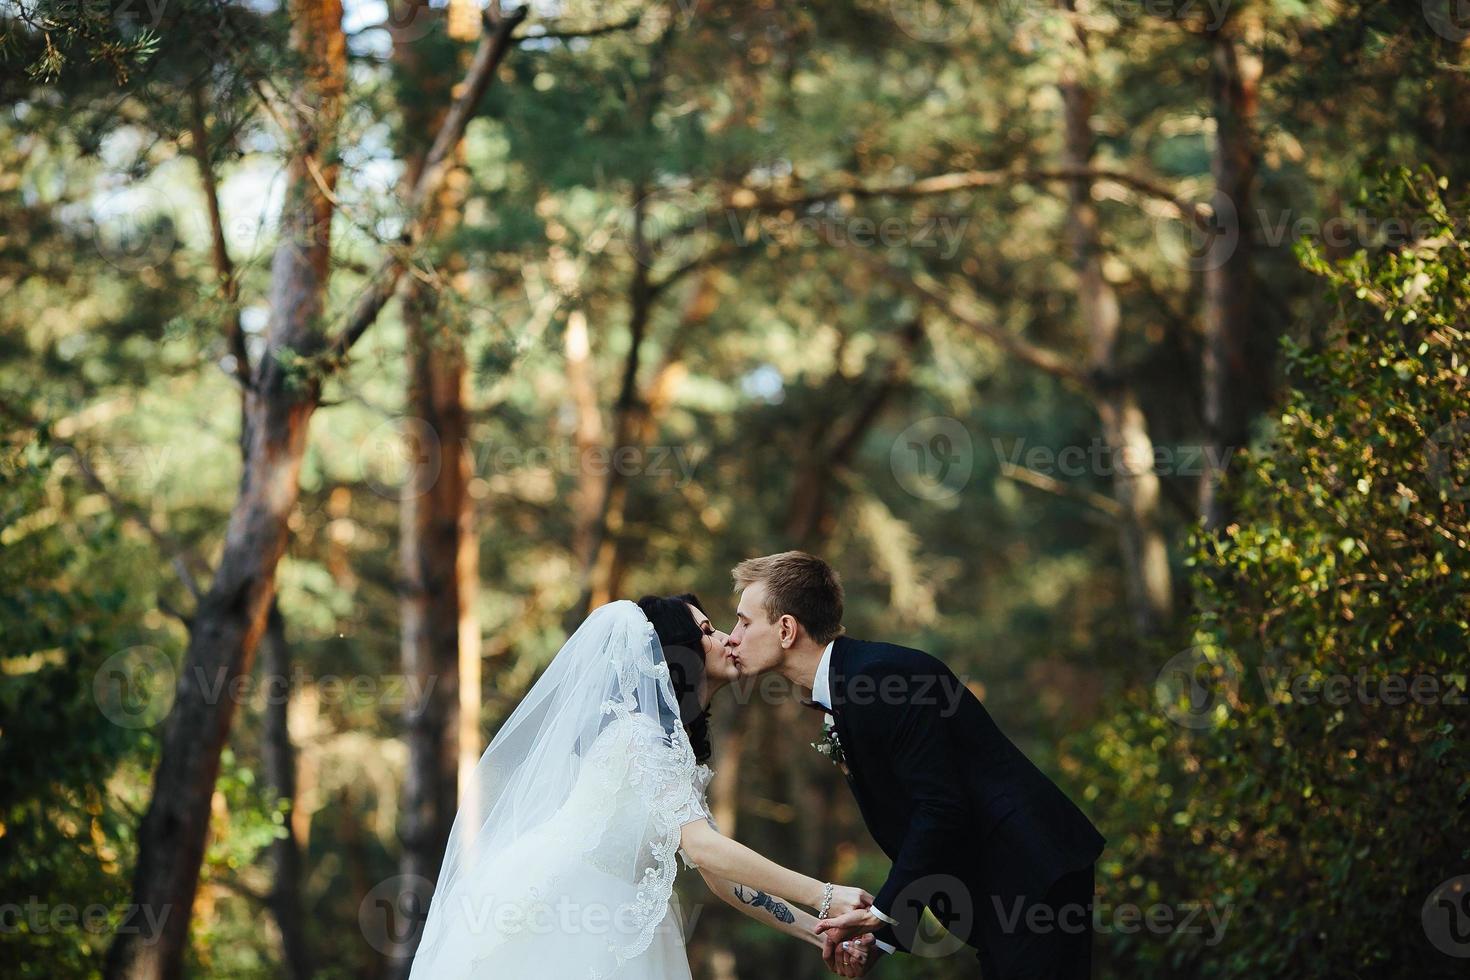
726,582,784,676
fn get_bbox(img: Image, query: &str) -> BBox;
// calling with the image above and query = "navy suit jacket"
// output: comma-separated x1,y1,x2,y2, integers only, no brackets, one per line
826,636,1105,954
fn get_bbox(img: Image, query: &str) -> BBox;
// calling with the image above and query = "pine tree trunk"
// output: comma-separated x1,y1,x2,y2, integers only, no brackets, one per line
103,2,346,975
564,306,605,561
395,269,470,969
1200,14,1264,531
391,20,477,970
261,601,313,980
1058,2,1173,635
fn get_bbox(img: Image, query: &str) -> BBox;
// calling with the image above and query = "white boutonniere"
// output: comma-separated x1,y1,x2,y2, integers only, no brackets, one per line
811,713,849,775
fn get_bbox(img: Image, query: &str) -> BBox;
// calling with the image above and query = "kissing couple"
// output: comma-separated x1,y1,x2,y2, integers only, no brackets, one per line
408,552,1104,979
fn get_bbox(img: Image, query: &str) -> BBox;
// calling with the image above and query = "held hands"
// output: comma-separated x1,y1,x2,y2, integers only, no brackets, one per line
815,906,885,942
819,932,879,977
814,886,880,976
825,884,876,919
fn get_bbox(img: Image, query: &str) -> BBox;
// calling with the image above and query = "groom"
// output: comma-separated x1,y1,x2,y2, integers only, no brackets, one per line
723,552,1105,979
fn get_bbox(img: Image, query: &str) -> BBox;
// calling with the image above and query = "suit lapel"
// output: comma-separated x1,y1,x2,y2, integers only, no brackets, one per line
828,637,858,786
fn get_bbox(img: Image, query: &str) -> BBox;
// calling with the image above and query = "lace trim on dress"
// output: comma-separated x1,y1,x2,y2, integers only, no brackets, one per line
596,619,703,968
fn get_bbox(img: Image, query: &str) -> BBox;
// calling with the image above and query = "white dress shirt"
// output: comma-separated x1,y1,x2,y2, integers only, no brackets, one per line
808,640,899,954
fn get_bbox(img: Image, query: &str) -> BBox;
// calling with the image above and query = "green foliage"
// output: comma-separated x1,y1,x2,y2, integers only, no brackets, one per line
1075,170,1470,978
0,435,159,978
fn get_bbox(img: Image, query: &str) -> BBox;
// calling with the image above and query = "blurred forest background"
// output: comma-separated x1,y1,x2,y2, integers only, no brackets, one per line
2,0,1468,977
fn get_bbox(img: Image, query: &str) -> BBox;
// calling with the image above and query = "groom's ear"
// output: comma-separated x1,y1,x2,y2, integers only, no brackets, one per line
778,614,799,649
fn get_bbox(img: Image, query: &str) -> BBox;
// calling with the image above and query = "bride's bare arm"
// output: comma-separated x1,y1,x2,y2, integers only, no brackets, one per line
697,871,823,947
678,819,872,916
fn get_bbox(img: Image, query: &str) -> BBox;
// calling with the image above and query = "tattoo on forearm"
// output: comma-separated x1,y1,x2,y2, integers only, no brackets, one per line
733,885,796,924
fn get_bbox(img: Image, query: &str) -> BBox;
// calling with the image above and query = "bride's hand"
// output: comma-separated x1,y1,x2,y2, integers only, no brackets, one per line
824,884,875,919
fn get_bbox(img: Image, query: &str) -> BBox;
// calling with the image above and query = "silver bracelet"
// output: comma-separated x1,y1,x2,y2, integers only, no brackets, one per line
817,882,834,920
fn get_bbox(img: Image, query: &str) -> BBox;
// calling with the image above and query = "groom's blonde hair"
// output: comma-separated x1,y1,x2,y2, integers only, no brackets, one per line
731,551,845,644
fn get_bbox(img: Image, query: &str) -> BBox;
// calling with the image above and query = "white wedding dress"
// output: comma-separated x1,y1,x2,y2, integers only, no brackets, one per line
408,602,716,980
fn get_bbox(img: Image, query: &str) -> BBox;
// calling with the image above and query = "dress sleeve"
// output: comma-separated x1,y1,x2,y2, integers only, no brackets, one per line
674,765,718,869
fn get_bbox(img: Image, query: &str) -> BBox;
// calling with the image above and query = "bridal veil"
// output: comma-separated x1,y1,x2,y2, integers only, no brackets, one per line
408,599,708,979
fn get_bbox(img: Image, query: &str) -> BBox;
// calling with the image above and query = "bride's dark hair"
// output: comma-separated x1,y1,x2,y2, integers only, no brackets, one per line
636,593,713,764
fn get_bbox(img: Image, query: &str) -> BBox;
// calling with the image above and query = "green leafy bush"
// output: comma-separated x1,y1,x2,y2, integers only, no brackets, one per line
1076,170,1470,978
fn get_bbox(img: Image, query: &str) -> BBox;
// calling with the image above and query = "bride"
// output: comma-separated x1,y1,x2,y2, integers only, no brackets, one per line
407,594,875,978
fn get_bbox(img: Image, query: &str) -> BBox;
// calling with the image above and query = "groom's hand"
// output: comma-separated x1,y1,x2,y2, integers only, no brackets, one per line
815,907,884,942
820,932,877,977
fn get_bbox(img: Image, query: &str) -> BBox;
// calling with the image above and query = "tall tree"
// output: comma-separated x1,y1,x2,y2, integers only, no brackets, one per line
1058,0,1173,636
390,8,480,971
1199,6,1265,530
105,6,527,975
104,1,348,973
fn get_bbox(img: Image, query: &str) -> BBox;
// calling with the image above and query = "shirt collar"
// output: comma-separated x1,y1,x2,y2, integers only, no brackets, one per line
810,640,835,711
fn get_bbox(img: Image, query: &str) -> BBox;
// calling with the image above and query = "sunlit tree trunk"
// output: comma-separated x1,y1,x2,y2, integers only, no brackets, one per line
261,602,313,980
191,83,312,977
391,13,479,973
104,1,346,975
1059,0,1172,635
563,305,605,561
570,267,715,620
1200,11,1264,531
